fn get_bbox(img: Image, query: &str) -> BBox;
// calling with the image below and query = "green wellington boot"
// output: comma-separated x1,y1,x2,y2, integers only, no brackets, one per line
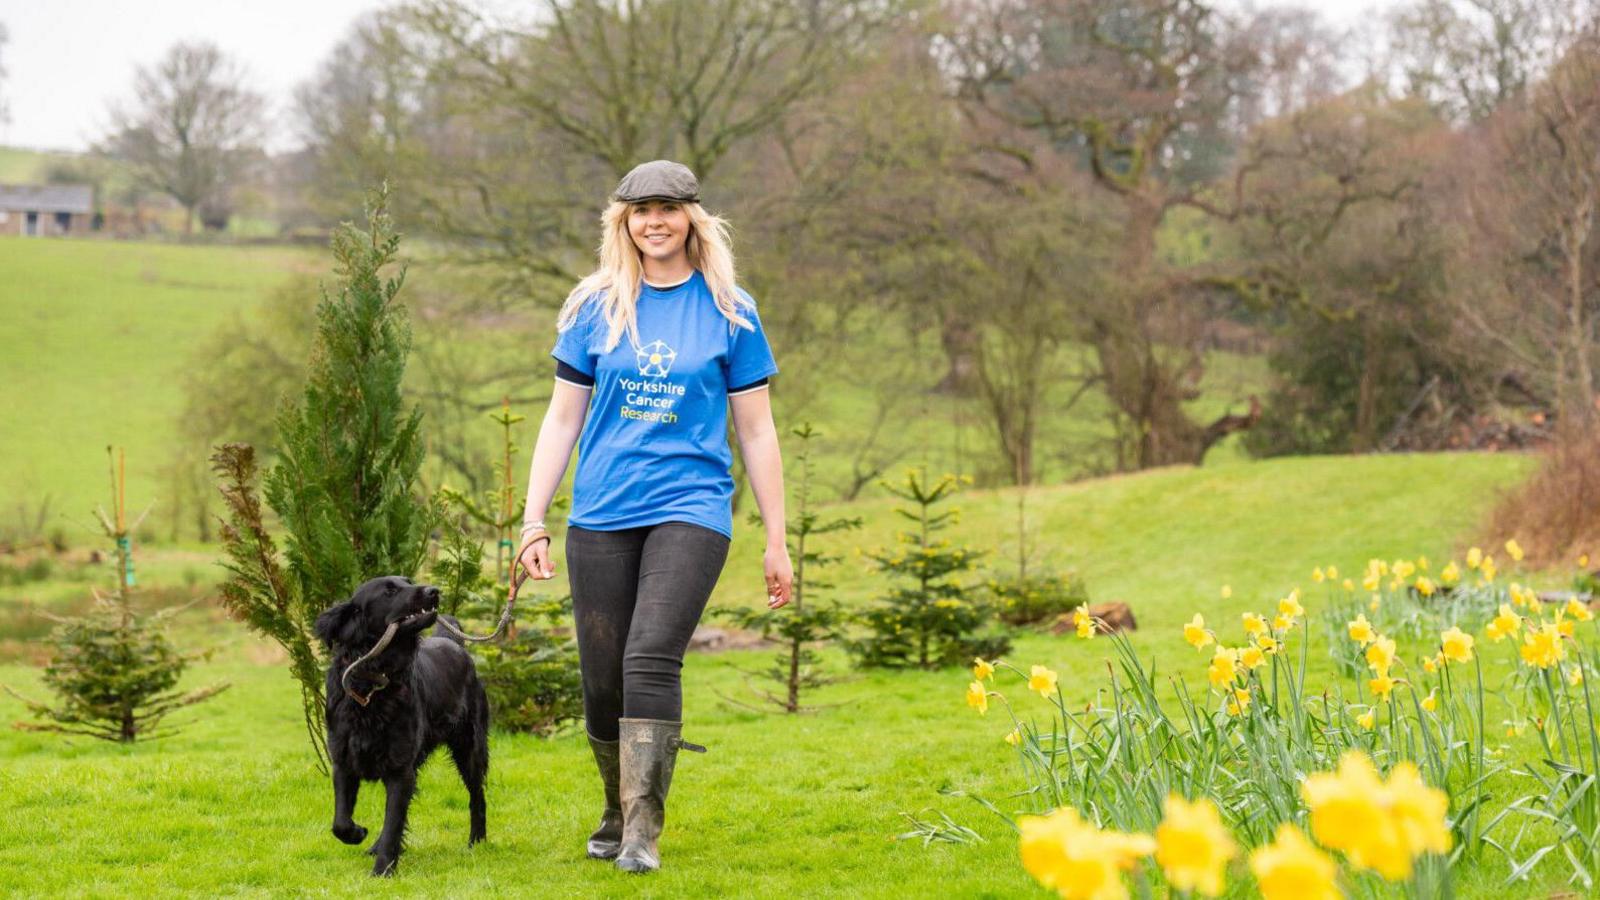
586,733,623,859
615,717,706,874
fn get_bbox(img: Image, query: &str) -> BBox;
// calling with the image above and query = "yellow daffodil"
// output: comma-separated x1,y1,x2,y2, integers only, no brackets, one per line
1278,590,1304,620
1422,655,1438,674
1018,806,1155,900
1184,614,1213,650
1566,598,1594,622
1074,608,1095,640
1421,689,1437,712
1581,554,1591,568
1559,617,1575,638
1272,613,1294,632
1005,727,1022,746
966,681,989,715
1240,646,1265,670
1303,751,1450,880
1440,561,1460,585
1416,556,1429,572
1347,614,1376,646
972,657,995,682
1519,623,1566,669
1256,634,1279,654
1327,565,1339,580
1481,556,1497,581
1312,567,1325,583
1486,604,1520,642
1394,560,1416,579
1467,546,1483,569
1208,648,1239,688
1415,576,1436,597
1365,635,1396,675
1242,612,1267,637
1362,572,1381,592
1250,824,1339,900
1369,672,1396,700
1029,665,1059,698
1220,585,1232,600
1358,709,1376,729
1570,666,1585,687
1226,688,1251,716
1342,578,1355,591
1369,596,1381,612
1155,795,1236,897
1386,762,1453,860
1505,538,1524,562
1440,627,1474,664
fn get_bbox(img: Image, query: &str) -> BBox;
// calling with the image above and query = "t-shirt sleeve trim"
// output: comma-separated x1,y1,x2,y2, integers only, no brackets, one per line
555,359,596,388
728,377,770,397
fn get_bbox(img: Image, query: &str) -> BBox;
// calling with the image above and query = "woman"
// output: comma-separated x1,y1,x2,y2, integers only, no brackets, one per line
514,159,793,874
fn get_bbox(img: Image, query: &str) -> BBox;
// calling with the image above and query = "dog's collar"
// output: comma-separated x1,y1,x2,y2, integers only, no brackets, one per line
344,671,390,707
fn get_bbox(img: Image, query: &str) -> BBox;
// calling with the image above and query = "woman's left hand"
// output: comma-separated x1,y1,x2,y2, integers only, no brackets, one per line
764,543,794,609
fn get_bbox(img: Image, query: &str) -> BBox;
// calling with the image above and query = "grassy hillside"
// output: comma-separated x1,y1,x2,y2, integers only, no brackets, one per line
0,451,1551,897
0,237,318,532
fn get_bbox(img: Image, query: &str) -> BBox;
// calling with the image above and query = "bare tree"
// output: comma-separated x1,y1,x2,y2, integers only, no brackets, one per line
1447,25,1600,427
98,42,268,235
940,0,1268,468
1386,0,1590,122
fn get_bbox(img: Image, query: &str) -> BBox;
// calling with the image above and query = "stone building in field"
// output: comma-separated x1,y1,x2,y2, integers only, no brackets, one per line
0,184,94,236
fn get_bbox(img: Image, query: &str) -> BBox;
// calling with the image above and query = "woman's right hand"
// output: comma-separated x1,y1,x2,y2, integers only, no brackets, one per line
514,534,555,587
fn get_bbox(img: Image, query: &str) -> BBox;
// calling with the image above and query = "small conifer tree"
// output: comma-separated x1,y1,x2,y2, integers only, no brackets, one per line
8,447,227,742
431,399,581,735
212,184,435,767
848,467,1009,669
718,423,859,712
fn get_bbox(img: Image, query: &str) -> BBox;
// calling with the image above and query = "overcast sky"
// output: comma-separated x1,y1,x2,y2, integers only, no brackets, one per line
1,0,1395,154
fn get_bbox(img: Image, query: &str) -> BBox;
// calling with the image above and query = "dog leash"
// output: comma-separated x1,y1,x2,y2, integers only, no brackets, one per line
340,533,544,704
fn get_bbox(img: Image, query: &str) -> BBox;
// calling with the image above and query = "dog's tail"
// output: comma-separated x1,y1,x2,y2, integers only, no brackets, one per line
434,614,468,647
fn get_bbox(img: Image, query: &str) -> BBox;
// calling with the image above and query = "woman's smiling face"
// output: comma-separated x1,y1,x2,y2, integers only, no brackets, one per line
628,200,690,264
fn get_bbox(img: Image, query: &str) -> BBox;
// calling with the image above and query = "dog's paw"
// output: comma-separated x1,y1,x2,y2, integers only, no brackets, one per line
371,855,398,877
332,822,368,845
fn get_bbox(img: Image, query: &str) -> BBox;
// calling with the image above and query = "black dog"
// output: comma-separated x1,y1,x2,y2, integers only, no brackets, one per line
313,576,490,876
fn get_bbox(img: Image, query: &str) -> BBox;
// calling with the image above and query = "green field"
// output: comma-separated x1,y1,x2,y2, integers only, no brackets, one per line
2,450,1569,898
0,236,317,533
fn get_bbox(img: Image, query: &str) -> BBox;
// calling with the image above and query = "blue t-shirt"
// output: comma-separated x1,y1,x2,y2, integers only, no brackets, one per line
550,270,779,539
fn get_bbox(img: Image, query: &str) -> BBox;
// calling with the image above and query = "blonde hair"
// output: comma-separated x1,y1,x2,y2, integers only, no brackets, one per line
556,200,754,352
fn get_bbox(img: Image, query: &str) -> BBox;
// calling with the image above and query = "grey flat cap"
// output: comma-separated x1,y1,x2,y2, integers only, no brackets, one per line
612,159,700,203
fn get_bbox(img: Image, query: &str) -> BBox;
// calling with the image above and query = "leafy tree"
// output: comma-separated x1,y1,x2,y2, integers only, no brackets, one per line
212,185,436,768
97,41,267,235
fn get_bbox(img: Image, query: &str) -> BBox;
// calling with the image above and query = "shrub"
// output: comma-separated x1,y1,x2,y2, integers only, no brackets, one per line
986,570,1089,627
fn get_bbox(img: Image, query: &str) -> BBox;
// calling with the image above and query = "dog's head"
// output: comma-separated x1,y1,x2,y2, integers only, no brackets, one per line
314,576,441,653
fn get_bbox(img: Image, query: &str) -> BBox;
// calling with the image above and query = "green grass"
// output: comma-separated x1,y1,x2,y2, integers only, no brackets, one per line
0,146,63,182
0,237,318,531
1,451,1562,898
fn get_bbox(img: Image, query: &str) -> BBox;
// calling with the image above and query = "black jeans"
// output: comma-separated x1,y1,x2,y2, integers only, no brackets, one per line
565,522,731,741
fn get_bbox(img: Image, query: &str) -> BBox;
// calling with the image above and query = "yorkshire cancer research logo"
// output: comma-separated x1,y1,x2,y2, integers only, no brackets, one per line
636,339,677,377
